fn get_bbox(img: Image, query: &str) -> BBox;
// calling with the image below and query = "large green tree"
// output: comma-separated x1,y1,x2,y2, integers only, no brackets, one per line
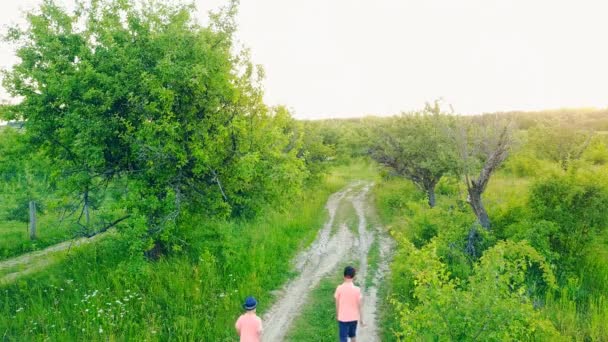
528,124,593,171
2,0,306,253
370,103,457,207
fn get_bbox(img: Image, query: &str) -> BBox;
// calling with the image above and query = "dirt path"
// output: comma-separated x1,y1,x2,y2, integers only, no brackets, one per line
263,181,393,341
0,233,107,284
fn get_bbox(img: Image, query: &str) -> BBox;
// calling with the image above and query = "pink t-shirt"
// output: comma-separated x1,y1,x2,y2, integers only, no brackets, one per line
334,281,362,322
235,313,263,342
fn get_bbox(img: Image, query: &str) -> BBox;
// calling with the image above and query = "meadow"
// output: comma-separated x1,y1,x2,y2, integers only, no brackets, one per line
1,0,607,340
0,162,377,340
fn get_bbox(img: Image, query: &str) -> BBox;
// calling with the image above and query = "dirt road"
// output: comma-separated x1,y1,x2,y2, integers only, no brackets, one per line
262,181,393,341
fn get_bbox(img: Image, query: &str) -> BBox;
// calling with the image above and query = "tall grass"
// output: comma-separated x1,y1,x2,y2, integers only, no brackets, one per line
0,162,372,340
0,208,75,260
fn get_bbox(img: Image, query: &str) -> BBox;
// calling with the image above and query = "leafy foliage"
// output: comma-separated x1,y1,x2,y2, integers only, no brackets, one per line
528,124,593,171
527,170,608,273
2,0,312,253
370,104,457,207
392,239,561,341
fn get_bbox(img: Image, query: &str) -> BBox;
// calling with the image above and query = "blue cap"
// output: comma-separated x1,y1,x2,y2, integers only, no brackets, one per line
243,296,257,310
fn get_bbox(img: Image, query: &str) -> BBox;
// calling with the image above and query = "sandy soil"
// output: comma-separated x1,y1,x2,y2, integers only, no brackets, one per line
263,181,393,341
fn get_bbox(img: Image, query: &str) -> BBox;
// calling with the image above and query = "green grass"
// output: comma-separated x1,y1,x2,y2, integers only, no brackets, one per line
327,158,380,184
0,210,76,261
286,262,362,342
0,162,374,341
373,162,608,341
365,236,380,289
332,199,358,234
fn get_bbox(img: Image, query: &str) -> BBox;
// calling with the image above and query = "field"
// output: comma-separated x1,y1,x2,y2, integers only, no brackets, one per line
1,0,607,340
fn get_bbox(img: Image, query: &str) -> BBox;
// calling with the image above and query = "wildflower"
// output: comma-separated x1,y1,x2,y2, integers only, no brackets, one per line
16,307,24,313
99,327,104,333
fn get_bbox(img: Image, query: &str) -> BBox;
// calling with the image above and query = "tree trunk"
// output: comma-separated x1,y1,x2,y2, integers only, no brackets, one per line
427,186,436,208
84,190,90,227
468,187,491,229
29,200,37,240
466,225,478,257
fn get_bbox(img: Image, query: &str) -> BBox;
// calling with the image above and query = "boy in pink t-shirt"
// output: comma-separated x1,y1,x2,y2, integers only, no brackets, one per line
334,266,364,342
235,296,263,342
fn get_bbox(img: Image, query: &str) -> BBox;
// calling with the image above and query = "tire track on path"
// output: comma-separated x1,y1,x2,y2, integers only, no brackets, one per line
263,181,393,341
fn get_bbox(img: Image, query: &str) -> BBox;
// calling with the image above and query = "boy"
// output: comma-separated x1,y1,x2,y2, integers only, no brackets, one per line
334,266,364,342
235,296,263,342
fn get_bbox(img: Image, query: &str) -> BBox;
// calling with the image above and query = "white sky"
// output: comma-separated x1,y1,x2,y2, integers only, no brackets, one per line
1,0,608,119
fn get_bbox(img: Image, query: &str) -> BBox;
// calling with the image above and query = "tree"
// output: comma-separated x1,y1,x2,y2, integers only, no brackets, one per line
455,116,513,230
296,120,336,182
370,103,456,207
2,0,306,254
0,128,50,227
528,124,593,171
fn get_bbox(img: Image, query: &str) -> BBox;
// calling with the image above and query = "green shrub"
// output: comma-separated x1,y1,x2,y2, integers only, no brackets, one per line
583,138,608,165
528,170,608,273
392,239,563,341
435,176,461,196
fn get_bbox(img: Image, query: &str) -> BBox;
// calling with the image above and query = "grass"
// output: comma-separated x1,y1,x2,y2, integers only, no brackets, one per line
288,175,385,341
327,158,380,184
286,261,360,342
373,161,608,341
365,235,380,289
332,199,358,234
0,161,375,341
0,191,121,261
0,206,77,261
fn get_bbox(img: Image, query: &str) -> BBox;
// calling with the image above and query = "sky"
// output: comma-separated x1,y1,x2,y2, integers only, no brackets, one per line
1,0,607,119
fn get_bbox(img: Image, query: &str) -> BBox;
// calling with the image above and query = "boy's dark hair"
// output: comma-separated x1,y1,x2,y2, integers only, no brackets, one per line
344,266,356,279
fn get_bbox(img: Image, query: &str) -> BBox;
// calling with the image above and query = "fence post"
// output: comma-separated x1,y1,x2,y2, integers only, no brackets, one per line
29,200,37,240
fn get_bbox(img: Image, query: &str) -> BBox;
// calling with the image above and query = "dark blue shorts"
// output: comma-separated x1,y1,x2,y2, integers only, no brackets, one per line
338,320,358,342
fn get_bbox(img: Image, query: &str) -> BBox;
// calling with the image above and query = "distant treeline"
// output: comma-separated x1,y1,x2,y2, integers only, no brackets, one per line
488,108,608,131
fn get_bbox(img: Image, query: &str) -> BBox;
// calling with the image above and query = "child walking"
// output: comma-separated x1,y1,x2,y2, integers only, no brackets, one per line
235,296,263,342
334,266,364,342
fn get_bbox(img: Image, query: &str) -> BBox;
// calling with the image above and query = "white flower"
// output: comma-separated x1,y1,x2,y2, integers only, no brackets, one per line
16,308,24,313
99,327,104,334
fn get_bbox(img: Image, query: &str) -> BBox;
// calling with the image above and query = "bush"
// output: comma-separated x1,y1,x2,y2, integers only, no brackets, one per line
435,176,460,196
583,138,608,165
528,171,608,273
392,239,563,341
